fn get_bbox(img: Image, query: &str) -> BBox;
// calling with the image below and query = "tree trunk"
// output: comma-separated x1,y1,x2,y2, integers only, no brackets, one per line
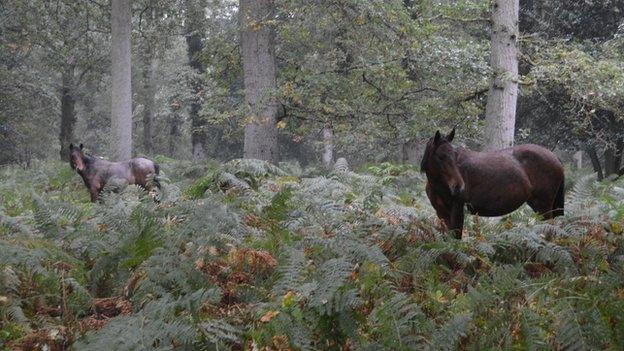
322,122,334,169
81,77,101,152
573,151,583,169
401,138,421,165
168,98,182,157
604,139,624,178
185,0,207,161
110,0,133,161
586,146,604,181
617,139,624,176
483,0,519,150
141,45,155,155
59,65,76,161
191,104,207,161
168,115,182,157
604,148,616,177
240,0,279,163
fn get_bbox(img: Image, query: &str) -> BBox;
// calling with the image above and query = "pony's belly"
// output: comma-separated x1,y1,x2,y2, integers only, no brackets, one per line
466,200,524,217
465,175,532,217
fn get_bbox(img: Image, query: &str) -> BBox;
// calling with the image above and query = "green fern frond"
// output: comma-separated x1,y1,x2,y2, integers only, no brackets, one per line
333,158,349,173
198,319,242,347
519,309,549,351
425,313,472,351
308,258,353,310
224,158,287,178
368,291,430,350
554,301,589,351
273,248,306,295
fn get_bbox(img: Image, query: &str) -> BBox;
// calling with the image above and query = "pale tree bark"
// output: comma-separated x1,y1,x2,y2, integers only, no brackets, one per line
484,0,519,150
322,122,334,169
141,44,155,155
572,151,583,169
401,138,421,165
240,0,279,163
110,0,133,160
59,65,76,161
185,0,207,161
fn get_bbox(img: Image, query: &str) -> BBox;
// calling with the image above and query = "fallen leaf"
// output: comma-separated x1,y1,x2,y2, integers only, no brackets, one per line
260,310,280,323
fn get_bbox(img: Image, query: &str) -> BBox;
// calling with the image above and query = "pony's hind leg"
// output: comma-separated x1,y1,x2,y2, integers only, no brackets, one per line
527,196,556,220
552,180,564,217
146,175,161,202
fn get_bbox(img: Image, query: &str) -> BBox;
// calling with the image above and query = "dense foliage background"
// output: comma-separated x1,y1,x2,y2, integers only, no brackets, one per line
1,0,623,172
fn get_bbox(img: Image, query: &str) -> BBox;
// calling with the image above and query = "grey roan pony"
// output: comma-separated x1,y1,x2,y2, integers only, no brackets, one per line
69,143,160,202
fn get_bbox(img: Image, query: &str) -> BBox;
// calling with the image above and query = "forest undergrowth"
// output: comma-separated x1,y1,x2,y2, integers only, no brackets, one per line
1,158,623,350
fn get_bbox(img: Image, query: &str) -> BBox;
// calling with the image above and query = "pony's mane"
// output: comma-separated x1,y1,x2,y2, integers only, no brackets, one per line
83,153,96,164
420,139,432,172
420,137,457,172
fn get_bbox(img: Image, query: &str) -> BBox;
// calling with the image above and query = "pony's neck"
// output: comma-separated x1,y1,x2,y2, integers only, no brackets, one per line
454,147,472,167
77,154,96,176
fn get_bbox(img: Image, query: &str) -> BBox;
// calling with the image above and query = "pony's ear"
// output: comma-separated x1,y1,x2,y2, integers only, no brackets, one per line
434,130,442,145
447,127,455,142
69,143,74,150
79,143,84,150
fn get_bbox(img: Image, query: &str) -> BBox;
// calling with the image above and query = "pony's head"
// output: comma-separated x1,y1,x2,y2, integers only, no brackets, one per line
420,128,465,197
69,143,86,172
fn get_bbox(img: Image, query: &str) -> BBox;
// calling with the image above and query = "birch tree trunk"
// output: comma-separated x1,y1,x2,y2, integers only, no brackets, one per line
110,0,133,160
240,0,279,163
322,122,334,169
185,0,207,161
484,0,519,150
59,65,76,161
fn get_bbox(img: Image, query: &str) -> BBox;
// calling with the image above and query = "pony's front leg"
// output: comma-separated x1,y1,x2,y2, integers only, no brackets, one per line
426,182,451,230
431,205,451,230
449,201,465,239
89,187,101,203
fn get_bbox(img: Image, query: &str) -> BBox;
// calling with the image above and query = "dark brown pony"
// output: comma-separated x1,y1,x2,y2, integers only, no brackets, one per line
69,143,160,202
420,129,564,238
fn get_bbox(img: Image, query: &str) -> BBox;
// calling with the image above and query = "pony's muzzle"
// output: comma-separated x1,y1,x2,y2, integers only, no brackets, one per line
450,184,465,197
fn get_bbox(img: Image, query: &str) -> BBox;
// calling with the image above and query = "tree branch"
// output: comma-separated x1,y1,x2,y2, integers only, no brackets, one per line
460,87,489,102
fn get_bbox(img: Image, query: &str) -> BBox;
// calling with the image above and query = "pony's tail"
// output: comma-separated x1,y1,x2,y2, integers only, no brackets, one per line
152,163,161,189
553,178,564,217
